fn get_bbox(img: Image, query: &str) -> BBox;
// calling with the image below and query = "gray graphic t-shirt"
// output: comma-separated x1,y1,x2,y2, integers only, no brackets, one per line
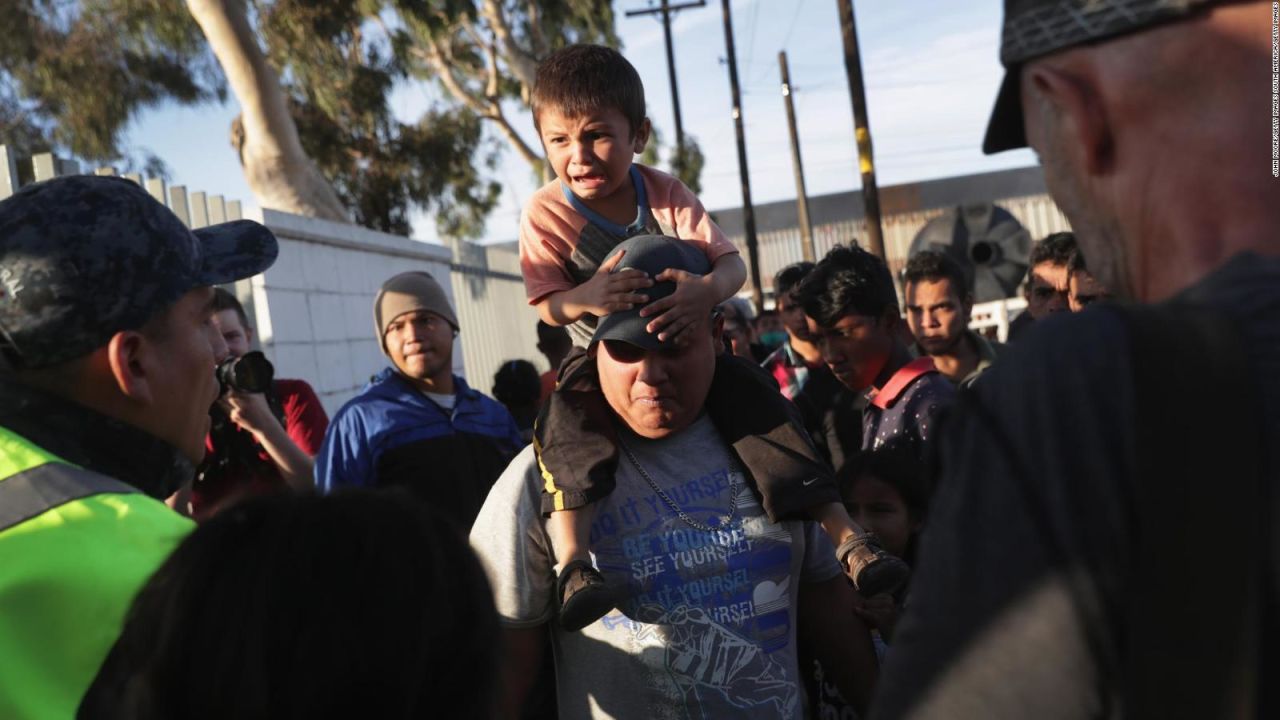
470,415,842,719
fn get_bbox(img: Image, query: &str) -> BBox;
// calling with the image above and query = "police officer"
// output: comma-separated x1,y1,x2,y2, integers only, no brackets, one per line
0,176,277,718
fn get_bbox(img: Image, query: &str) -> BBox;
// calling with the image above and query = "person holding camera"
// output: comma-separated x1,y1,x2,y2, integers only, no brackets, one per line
183,289,329,521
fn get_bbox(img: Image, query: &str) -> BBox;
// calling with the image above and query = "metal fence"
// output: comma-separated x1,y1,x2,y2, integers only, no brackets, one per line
0,146,243,224
448,241,547,386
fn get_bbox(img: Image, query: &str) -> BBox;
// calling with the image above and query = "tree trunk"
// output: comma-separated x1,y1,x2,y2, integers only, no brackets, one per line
415,38,551,184
186,0,348,222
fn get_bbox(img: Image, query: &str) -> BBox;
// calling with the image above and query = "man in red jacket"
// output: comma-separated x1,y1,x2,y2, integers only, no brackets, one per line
185,289,329,520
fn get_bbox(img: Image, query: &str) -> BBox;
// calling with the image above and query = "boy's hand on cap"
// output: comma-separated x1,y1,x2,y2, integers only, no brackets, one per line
639,268,717,345
576,250,653,317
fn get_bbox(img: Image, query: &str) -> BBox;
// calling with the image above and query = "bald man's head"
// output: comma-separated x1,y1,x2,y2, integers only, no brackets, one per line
1017,1,1275,302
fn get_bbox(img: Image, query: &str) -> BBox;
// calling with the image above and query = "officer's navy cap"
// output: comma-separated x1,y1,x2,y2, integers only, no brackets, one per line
0,175,278,368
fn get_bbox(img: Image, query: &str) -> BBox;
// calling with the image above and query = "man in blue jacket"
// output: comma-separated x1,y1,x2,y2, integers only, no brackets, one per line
316,271,522,530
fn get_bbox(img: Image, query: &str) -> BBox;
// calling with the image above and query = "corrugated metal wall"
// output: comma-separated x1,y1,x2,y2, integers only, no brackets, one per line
727,193,1072,301
449,243,548,392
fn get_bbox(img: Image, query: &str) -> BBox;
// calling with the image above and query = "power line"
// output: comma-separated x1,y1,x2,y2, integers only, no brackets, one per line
740,0,763,83
741,0,808,87
624,1,708,164
779,0,809,51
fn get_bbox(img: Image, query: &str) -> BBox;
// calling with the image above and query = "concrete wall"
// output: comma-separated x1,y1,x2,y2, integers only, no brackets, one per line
244,210,460,417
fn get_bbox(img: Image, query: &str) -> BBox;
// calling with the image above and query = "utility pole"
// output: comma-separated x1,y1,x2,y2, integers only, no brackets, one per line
720,0,763,308
836,0,886,262
625,1,706,160
778,51,815,263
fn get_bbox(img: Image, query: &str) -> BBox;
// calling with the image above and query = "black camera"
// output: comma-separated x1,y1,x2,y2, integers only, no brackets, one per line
200,351,284,486
215,350,275,396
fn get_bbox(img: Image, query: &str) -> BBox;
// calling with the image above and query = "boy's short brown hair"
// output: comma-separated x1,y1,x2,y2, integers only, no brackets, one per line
531,44,646,136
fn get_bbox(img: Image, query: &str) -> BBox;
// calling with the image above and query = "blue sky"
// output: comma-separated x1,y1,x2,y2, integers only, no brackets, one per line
126,0,1037,244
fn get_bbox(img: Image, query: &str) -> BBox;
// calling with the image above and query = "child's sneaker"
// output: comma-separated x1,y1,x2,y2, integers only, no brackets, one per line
838,534,910,597
557,560,617,632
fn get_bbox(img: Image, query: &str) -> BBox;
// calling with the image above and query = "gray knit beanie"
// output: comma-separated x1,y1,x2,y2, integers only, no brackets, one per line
373,271,459,353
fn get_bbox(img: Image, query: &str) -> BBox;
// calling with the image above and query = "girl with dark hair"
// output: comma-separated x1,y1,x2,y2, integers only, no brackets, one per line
837,442,932,652
78,491,500,720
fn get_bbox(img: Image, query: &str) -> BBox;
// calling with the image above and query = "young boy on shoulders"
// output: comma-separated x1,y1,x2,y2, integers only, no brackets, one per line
519,44,906,632
520,44,743,347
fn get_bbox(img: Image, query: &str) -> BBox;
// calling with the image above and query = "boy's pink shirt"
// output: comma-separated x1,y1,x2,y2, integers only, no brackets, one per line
519,164,739,305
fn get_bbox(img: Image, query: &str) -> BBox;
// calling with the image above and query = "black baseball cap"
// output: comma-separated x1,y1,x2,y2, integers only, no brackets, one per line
591,235,712,351
984,0,1221,154
0,175,278,369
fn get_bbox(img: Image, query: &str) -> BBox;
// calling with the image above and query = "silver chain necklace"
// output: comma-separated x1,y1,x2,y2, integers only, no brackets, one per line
617,437,739,532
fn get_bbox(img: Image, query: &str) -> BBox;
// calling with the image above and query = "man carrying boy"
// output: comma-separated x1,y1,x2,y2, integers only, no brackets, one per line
520,45,906,633
472,238,880,718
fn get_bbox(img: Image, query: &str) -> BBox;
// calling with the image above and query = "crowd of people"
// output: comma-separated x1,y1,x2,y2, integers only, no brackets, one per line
0,0,1274,718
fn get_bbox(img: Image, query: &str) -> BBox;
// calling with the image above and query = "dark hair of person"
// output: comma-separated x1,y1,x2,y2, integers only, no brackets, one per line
492,359,541,411
837,441,931,566
902,250,969,298
1028,231,1078,270
211,287,250,328
773,261,815,300
1066,247,1088,274
536,320,571,351
794,245,898,328
78,491,500,720
531,44,646,135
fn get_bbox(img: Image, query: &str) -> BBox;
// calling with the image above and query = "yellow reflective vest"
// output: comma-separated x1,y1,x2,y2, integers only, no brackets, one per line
0,425,192,719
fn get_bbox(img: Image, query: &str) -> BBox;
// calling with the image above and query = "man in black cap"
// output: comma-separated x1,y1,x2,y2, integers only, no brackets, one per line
471,235,881,719
875,2,1277,718
0,175,276,718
